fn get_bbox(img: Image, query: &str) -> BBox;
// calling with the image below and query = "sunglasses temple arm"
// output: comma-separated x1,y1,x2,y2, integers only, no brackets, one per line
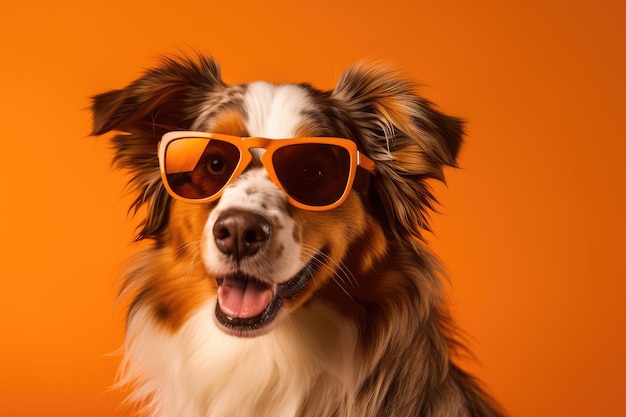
357,152,376,175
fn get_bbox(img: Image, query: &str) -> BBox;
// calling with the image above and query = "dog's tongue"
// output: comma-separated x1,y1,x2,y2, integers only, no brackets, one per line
217,277,273,319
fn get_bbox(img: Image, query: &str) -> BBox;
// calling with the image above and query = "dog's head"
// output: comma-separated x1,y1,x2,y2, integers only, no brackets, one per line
91,55,463,337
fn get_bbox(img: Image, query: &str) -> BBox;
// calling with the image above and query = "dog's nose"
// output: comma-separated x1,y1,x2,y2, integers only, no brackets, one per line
213,210,272,260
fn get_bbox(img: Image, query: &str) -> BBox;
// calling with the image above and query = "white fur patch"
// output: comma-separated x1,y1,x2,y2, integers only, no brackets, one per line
121,301,358,417
243,82,311,139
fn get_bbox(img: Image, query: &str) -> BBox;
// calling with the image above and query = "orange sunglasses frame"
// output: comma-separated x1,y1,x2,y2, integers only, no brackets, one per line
158,131,376,211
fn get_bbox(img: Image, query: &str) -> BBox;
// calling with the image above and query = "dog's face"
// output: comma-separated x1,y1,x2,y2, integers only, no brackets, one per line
91,56,463,337
163,82,378,337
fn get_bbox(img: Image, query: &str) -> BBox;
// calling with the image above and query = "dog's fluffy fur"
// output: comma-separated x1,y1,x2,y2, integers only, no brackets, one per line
91,54,506,417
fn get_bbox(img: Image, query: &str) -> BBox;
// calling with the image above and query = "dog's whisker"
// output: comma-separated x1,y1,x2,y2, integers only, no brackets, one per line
174,238,204,282
300,245,359,301
301,244,359,288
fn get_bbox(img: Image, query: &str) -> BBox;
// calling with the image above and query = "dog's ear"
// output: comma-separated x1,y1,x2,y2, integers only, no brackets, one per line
91,55,225,136
332,62,464,241
90,55,226,240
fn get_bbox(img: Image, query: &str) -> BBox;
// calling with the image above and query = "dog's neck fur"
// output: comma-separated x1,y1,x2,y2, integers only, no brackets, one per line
121,299,359,417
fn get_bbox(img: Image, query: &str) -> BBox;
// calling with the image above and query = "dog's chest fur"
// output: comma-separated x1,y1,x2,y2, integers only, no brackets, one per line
122,301,359,417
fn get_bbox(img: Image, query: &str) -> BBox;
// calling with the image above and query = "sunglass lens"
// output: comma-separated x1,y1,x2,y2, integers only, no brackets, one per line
273,144,351,207
164,138,240,199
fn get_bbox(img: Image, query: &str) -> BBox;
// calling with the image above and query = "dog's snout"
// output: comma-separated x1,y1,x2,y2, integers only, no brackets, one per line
213,210,272,260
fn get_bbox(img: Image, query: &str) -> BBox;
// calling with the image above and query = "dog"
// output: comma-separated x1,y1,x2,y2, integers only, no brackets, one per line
91,54,506,417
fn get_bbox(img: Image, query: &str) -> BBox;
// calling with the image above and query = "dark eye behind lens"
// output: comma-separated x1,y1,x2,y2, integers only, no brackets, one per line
273,144,351,206
204,157,227,176
301,165,324,182
165,139,240,199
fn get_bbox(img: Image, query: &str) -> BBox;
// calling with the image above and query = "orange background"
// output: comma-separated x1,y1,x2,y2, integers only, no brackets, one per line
1,0,624,416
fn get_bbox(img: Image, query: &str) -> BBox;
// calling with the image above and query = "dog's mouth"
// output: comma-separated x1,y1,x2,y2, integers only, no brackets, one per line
215,249,327,335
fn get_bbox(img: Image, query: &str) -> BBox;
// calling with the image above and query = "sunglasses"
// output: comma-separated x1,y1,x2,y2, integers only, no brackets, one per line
158,132,376,211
